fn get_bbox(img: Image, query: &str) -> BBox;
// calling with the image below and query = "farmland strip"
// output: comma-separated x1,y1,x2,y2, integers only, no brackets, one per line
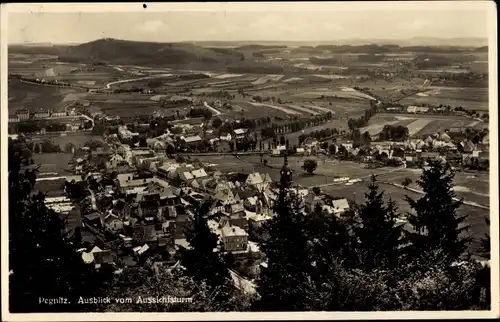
406,119,434,136
286,104,320,115
249,102,301,115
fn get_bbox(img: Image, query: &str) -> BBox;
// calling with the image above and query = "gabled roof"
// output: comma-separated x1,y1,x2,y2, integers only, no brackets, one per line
183,135,202,143
191,168,208,178
179,172,194,181
332,198,349,211
246,172,264,185
84,211,101,221
233,128,248,135
221,224,248,237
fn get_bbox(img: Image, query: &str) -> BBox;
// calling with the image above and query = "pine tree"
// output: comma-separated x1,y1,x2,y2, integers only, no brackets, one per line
480,217,490,259
253,189,314,311
304,203,354,282
8,139,106,312
405,160,470,265
182,202,232,304
354,175,403,270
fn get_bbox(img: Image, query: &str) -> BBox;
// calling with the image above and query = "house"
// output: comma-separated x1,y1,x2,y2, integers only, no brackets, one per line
244,196,264,214
233,128,248,140
178,171,194,182
227,203,248,230
92,248,114,266
34,109,50,119
331,198,350,216
51,110,66,117
305,193,325,213
214,185,240,205
83,211,102,228
133,224,157,244
116,173,153,194
191,168,208,179
245,211,272,227
146,138,167,152
138,194,161,218
220,223,248,252
102,212,124,232
118,125,139,140
420,152,440,162
295,147,306,156
8,115,20,123
407,106,429,114
107,154,125,169
16,109,30,120
181,135,202,146
460,140,476,153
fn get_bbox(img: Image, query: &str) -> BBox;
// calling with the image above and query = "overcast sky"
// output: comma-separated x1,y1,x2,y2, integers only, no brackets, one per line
7,3,491,44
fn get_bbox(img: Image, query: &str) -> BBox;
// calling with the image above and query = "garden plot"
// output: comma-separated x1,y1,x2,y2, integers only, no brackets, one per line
286,104,320,116
62,92,88,102
249,102,301,115
252,74,285,85
212,73,245,79
77,80,96,86
340,87,376,100
283,77,303,83
406,119,434,136
150,95,169,101
313,74,349,80
304,104,335,113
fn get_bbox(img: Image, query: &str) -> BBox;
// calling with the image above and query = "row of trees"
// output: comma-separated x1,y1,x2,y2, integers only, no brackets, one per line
378,124,410,141
298,127,340,144
347,104,378,131
188,107,213,120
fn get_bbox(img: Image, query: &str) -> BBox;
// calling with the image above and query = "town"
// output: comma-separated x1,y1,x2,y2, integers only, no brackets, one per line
6,4,494,315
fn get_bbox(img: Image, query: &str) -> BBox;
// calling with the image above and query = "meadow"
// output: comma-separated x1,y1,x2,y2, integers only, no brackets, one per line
399,87,489,111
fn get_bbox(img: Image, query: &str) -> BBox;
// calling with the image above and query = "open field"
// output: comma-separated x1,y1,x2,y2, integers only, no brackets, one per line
292,86,376,100
286,104,320,116
249,102,301,115
399,86,488,111
364,113,485,138
32,153,74,176
230,101,293,119
360,120,406,136
27,132,103,148
251,74,285,85
8,79,82,113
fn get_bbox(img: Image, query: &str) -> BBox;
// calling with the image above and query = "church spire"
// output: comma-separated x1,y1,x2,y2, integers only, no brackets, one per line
280,151,293,188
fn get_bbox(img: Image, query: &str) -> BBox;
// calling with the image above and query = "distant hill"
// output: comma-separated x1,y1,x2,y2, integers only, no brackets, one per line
9,44,69,55
191,37,488,48
57,38,245,66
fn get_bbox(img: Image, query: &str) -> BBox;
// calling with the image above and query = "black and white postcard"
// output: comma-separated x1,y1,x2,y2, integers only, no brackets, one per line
1,1,498,321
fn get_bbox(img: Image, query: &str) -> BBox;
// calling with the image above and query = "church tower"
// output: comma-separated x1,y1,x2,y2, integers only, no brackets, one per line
280,152,293,188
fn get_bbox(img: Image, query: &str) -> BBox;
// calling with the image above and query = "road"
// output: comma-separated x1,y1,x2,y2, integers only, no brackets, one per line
203,101,222,116
104,74,173,89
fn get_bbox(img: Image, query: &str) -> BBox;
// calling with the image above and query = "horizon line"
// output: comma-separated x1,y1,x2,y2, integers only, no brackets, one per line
8,36,489,46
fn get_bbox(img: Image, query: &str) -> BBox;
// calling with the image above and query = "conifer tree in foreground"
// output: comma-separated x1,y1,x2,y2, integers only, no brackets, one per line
253,189,314,311
8,139,104,312
182,201,233,308
354,175,403,271
405,160,471,266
